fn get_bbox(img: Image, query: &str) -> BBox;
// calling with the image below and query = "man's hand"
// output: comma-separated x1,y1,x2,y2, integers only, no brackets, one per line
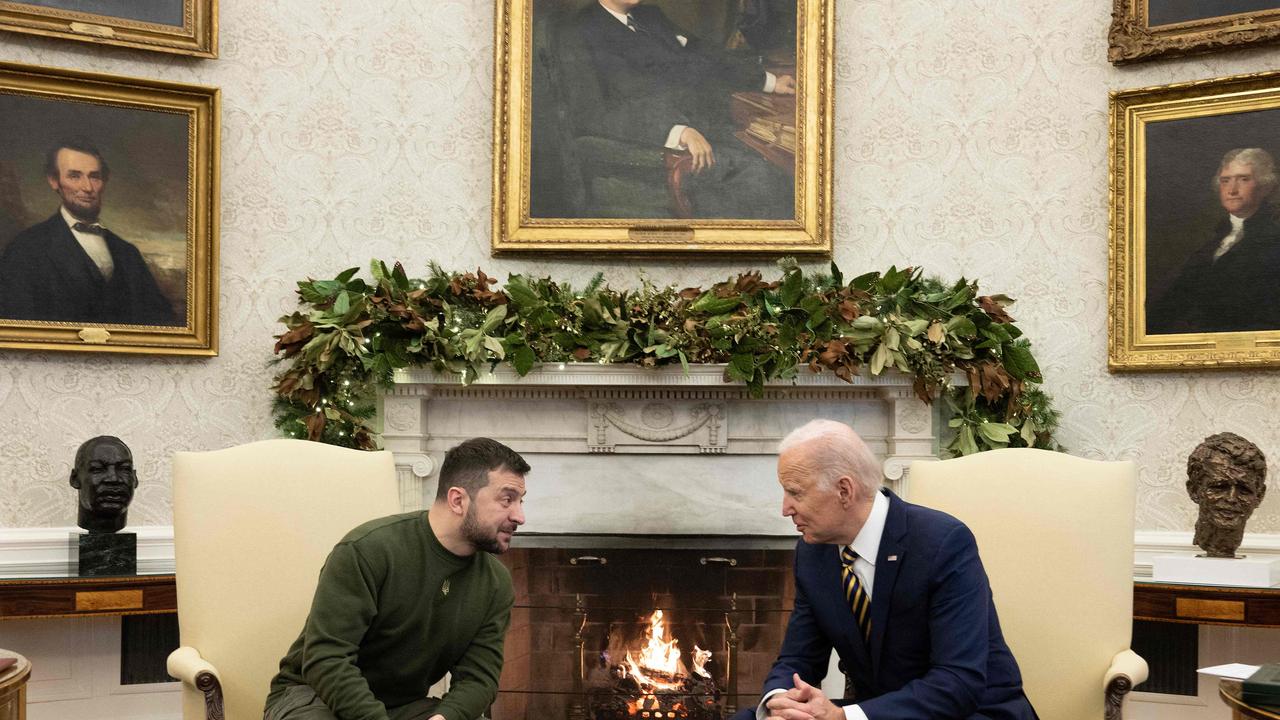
774,75,796,95
764,673,842,720
427,715,445,720
679,127,715,173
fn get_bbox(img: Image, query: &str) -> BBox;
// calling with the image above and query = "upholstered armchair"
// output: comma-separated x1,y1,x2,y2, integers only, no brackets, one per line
166,439,400,720
907,448,1148,720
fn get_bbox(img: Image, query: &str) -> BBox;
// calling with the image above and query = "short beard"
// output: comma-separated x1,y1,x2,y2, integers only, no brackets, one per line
461,505,505,555
64,199,101,222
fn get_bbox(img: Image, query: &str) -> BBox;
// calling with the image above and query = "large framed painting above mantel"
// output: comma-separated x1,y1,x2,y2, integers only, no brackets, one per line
492,0,834,255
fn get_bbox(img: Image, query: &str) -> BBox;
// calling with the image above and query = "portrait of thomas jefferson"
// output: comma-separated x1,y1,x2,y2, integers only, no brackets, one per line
1146,146,1280,335
0,137,178,326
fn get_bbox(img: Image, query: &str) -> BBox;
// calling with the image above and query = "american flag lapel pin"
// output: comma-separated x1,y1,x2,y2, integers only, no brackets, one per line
887,555,898,562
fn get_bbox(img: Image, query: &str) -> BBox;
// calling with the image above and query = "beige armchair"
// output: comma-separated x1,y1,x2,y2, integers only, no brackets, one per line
908,448,1148,720
166,439,400,720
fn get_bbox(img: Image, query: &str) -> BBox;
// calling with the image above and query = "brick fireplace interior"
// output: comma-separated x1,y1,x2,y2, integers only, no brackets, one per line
495,540,795,720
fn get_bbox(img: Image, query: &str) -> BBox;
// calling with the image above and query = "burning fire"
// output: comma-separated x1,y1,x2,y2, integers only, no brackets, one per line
621,610,712,691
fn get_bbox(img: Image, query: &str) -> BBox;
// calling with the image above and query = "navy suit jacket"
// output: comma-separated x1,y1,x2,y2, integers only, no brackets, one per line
0,212,176,326
759,489,1036,720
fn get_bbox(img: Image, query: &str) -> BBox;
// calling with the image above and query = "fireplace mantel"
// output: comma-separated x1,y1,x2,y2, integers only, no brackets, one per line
380,364,949,535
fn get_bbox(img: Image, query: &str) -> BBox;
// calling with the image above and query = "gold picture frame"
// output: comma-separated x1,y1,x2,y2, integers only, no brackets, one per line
492,0,833,255
0,61,219,356
1109,0,1280,64
0,0,216,58
1108,70,1280,371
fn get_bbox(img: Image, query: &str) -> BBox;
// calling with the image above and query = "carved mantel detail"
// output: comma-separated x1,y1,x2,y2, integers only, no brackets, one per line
381,365,954,532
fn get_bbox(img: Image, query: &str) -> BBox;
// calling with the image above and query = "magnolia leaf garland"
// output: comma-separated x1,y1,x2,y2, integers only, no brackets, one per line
271,259,1061,456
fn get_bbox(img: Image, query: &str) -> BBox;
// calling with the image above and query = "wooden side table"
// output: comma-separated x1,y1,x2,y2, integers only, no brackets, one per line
1221,679,1280,719
0,574,175,620
0,650,30,720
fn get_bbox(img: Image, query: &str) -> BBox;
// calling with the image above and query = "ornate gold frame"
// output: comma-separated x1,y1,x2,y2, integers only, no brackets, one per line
1109,0,1280,64
0,0,216,58
0,61,219,356
491,0,834,255
1108,70,1280,371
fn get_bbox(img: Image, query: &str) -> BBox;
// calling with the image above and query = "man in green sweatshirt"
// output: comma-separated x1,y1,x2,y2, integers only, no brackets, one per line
264,437,530,720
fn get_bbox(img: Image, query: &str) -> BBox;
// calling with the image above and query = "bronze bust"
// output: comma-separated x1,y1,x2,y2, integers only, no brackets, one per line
1187,432,1267,558
70,436,138,534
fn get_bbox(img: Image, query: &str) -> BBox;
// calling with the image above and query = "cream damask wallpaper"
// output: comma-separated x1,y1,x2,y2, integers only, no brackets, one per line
0,0,1277,532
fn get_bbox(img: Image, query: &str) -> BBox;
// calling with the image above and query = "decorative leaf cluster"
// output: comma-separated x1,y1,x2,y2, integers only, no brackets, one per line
272,259,1060,456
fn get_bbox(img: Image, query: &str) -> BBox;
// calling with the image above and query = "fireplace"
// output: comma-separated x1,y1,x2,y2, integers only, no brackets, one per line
495,539,795,720
379,365,951,718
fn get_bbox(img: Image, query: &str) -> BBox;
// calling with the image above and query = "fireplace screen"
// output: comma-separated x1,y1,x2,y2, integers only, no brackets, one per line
494,544,794,720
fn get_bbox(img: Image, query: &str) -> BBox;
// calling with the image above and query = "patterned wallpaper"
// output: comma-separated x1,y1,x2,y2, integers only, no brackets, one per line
0,0,1278,532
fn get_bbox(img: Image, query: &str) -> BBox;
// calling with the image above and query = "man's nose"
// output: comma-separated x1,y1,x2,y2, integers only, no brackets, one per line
511,504,525,525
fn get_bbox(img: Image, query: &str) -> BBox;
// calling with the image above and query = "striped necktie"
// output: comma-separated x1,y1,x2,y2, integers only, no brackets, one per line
840,546,871,642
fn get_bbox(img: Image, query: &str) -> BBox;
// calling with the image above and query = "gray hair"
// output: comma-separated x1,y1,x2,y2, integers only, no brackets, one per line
778,419,882,498
1214,148,1279,197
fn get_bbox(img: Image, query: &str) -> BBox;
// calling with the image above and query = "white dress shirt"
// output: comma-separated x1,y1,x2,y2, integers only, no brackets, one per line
61,205,114,281
1213,214,1247,261
595,1,780,151
758,490,889,720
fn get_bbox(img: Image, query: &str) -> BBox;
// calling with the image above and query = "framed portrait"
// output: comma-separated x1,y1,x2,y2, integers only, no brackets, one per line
1109,0,1280,64
491,0,834,255
1109,70,1280,371
0,0,216,58
0,61,219,356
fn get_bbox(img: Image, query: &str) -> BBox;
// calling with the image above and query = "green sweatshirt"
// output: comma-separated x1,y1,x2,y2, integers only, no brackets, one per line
269,512,513,720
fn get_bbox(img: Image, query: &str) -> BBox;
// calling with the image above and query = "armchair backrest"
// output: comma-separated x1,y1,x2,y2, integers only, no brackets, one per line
907,448,1137,720
171,439,400,720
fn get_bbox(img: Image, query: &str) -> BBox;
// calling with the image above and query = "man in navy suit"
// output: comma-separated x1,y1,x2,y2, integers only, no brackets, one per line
745,420,1036,720
563,0,795,219
0,138,176,326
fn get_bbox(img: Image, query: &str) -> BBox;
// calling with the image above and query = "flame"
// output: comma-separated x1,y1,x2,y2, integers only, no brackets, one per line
623,610,687,691
691,645,712,678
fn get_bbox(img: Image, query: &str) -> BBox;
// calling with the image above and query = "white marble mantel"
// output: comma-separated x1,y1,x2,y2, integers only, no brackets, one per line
380,364,947,535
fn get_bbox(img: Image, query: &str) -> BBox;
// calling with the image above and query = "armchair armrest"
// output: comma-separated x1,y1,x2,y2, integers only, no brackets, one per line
1105,648,1148,688
1103,648,1147,720
167,646,225,720
573,135,693,217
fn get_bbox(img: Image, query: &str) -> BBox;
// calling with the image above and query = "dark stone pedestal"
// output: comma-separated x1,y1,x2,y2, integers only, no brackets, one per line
72,532,137,576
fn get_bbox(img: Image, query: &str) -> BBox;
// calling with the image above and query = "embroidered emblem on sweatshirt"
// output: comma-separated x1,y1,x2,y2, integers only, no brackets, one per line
441,579,451,597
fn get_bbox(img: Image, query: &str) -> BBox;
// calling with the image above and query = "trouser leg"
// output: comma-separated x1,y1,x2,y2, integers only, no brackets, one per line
388,696,443,720
263,685,339,720
685,135,794,220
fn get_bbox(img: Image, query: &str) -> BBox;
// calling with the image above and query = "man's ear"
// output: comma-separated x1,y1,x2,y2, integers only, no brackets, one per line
1186,479,1203,503
446,486,469,516
47,175,60,192
835,475,857,507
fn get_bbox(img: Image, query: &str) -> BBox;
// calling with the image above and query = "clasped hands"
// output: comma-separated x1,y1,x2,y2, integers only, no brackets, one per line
764,673,843,720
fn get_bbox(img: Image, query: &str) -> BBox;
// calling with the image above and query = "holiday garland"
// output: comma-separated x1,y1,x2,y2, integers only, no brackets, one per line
272,259,1060,456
